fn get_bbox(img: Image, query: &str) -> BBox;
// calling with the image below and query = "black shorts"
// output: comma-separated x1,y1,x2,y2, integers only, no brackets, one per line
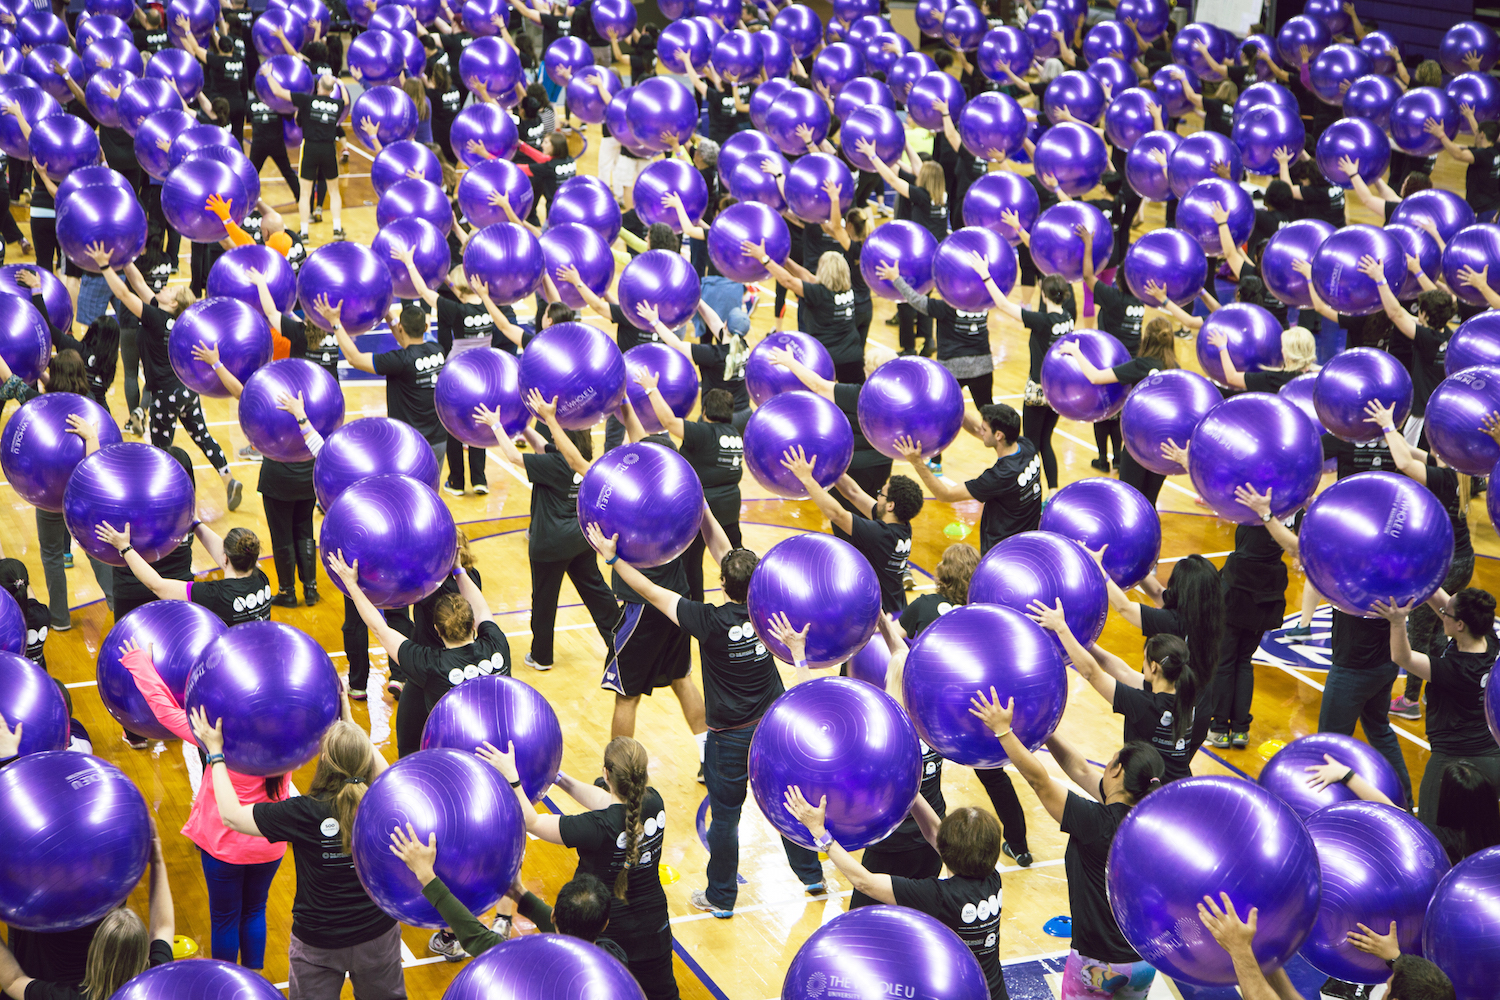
600,602,691,698
299,140,339,183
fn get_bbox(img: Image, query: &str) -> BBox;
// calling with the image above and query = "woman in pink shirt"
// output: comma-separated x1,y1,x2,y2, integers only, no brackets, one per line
117,639,289,970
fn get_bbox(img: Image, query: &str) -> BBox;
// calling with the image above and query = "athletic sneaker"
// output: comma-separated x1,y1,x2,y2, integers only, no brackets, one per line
804,881,827,895
1231,730,1250,749
348,689,367,702
1285,624,1312,638
1002,842,1033,868
238,444,263,462
428,930,467,962
524,653,551,672
122,732,149,750
126,407,146,437
1206,730,1231,749
902,569,915,591
386,678,403,699
61,553,73,569
697,763,705,785
689,889,733,919
473,483,489,495
925,457,942,476
442,482,465,497
1389,696,1422,720
226,478,243,512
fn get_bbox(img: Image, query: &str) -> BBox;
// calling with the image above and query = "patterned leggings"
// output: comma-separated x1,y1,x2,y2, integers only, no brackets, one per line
1060,950,1156,1000
151,387,228,472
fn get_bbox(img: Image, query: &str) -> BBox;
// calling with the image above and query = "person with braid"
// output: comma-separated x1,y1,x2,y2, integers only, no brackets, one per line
480,737,679,1000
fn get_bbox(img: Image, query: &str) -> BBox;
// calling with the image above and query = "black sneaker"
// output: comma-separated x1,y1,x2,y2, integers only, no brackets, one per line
1090,459,1110,473
1002,842,1033,868
697,763,706,785
123,732,149,750
270,589,299,608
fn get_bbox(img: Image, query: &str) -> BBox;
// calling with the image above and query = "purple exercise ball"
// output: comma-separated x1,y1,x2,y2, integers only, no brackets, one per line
1151,64,1200,117
435,347,525,447
1121,368,1222,475
1262,218,1336,308
761,86,829,156
1168,131,1242,199
840,105,904,172
771,3,821,57
1043,69,1104,125
963,171,1039,247
708,201,790,283
239,358,344,463
161,156,249,243
978,25,1032,81
1448,312,1500,376
1315,117,1390,188
783,153,853,225
1124,129,1182,202
958,90,1029,163
463,222,545,306
1425,365,1500,476
551,175,624,243
1177,177,1253,254
27,113,100,180
539,222,614,311
1104,88,1161,150
62,442,195,566
1424,846,1500,997
1039,478,1161,588
617,249,701,331
1032,121,1107,197
133,108,196,181
742,389,853,499
856,356,964,460
420,675,564,802
1301,471,1454,616
748,677,921,850
903,603,1067,767
1108,777,1322,986
1041,329,1131,422
933,226,1016,309
633,157,708,231
55,182,146,274
450,103,519,166
1447,72,1500,132
370,139,443,198
0,752,150,932
459,36,523,98
110,960,288,1000
1308,44,1371,105
887,51,938,104
745,331,834,406
1277,15,1329,67
623,343,700,435
1030,202,1112,282
185,620,341,776
1313,347,1413,442
1259,731,1406,817
0,392,122,511
1187,393,1325,524
1237,80,1299,115
167,297,272,398
970,531,1110,649
1391,87,1459,157
1440,20,1500,75
1311,224,1406,315
456,158,533,228
1443,224,1500,306
940,2,985,51
1391,189,1476,246
0,652,69,756
565,66,622,125
746,534,880,668
1197,302,1283,385
811,42,864,96
207,244,297,315
442,935,645,1000
1123,228,1207,306
320,474,459,609
577,442,704,567
298,242,394,336
0,88,61,158
313,417,442,509
787,908,988,1000
84,68,138,130
519,321,627,430
96,601,227,742
906,71,967,131
860,219,937,300
1232,103,1306,175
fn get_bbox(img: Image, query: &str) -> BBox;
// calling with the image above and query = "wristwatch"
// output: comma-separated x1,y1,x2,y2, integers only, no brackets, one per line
1259,511,1272,523
813,830,834,850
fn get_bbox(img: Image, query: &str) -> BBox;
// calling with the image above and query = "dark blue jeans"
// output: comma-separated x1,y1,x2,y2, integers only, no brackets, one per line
1318,660,1414,806
200,850,282,968
705,723,823,910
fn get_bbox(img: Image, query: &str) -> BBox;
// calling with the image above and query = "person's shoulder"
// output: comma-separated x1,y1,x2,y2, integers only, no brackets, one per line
147,939,174,967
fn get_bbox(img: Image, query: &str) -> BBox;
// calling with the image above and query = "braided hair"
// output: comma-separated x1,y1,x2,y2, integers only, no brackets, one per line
603,737,650,901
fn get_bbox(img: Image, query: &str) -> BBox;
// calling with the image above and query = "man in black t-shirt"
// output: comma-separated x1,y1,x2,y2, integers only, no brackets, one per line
331,302,447,464
898,404,1041,553
588,513,827,917
245,93,301,198
782,447,923,615
261,72,345,237
132,6,169,53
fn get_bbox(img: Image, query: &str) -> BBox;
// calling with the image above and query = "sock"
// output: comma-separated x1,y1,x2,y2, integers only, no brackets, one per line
695,731,707,763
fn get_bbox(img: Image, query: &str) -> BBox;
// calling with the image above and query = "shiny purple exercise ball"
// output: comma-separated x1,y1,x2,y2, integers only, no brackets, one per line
747,533,880,667
63,442,196,566
1187,393,1325,524
0,392,123,512
239,358,346,464
1121,368,1222,475
320,474,460,609
96,601,227,742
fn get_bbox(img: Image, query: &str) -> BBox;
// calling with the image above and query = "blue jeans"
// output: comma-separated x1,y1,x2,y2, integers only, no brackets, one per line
1318,660,1414,806
200,850,282,968
1314,316,1346,364
705,723,823,910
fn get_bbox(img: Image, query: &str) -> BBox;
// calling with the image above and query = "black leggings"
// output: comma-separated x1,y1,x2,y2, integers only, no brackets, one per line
1022,404,1060,488
263,494,316,591
833,361,866,384
898,301,931,354
976,766,1028,854
0,183,23,247
343,599,411,692
1117,448,1165,505
1094,418,1122,465
119,319,151,415
445,434,487,489
151,387,228,472
933,372,993,463
249,132,301,201
1211,624,1262,733
30,215,59,272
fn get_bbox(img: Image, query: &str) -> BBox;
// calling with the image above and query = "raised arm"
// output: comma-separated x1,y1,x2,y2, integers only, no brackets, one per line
530,390,591,475
970,689,1069,822
1029,600,1116,702
475,741,565,843
1372,599,1431,678
861,139,912,199
781,446,856,533
747,240,803,296
325,552,413,662
1357,255,1417,338
632,368,685,439
1291,258,1339,322
95,257,145,317
1206,327,1248,389
93,523,191,601
1233,485,1299,556
453,564,494,628
893,435,972,502
190,709,264,836
762,345,836,399
325,299,375,373
390,242,440,308
1054,339,1120,385
1198,895,1299,1000
583,524,682,625
191,341,245,399
783,785,897,903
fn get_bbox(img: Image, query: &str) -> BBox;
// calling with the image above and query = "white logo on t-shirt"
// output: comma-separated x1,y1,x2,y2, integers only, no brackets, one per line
961,902,978,924
320,817,340,838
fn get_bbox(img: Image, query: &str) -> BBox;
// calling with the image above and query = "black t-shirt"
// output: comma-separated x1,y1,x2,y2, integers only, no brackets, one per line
435,297,495,354
832,382,884,472
1220,524,1288,630
1330,610,1391,671
1243,369,1301,394
1426,464,1474,560
1296,181,1346,229
291,91,346,145
609,303,663,353
558,788,670,950
7,922,99,991
1062,792,1139,963
849,503,911,615
432,85,463,123
1468,146,1500,215
412,568,483,649
253,796,396,949
522,449,590,562
21,940,171,1000
540,11,573,48
966,439,1043,554
206,52,247,99
1426,637,1499,757
531,155,577,211
114,540,194,612
248,95,283,139
258,457,316,502
20,596,48,667
1093,283,1144,356
902,178,950,244
705,81,747,143
677,600,783,730
1411,324,1450,417
1113,684,1194,782
286,315,338,381
928,298,991,361
398,620,512,710
373,343,446,447
100,125,137,172
1322,435,1393,481
1023,308,1075,385
138,302,180,393
691,337,750,412
799,283,862,365
900,592,958,640
875,737,946,852
891,871,1006,999
613,556,688,605
134,25,169,52
680,420,742,503
190,568,273,626
1109,357,1168,386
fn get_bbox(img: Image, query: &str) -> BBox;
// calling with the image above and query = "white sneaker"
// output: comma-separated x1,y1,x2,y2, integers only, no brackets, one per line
428,930,467,962
524,653,551,672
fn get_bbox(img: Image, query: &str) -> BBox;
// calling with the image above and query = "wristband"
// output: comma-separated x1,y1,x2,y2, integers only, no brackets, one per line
206,753,225,767
795,657,809,671
117,544,134,557
813,830,834,850
1338,767,1355,786
645,386,658,395
508,778,522,789
992,728,1012,740
190,520,202,531
452,566,464,578
211,361,223,371
1381,426,1395,435
605,554,619,565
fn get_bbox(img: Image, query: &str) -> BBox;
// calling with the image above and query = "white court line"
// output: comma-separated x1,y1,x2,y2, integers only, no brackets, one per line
1260,658,1433,752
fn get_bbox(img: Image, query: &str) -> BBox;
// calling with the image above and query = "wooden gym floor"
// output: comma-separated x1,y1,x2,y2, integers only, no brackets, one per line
0,60,1489,1000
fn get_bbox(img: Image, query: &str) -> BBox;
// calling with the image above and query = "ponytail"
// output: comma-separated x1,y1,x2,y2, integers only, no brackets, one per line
603,737,650,901
1144,634,1195,739
1116,741,1166,802
306,721,377,855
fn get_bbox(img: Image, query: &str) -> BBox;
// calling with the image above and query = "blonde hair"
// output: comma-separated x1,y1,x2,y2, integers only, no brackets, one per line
1039,57,1065,83
307,721,376,855
79,909,149,1000
456,528,477,570
1281,326,1316,372
603,737,649,900
1415,59,1442,87
935,543,979,605
845,207,870,240
815,251,851,293
917,161,946,207
1214,79,1238,103
432,593,476,644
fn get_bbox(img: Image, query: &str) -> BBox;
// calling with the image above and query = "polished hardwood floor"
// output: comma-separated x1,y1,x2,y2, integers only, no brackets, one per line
0,56,1488,1000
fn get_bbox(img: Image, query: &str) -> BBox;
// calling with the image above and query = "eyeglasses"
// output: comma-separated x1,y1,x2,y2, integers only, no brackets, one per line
1439,608,1457,619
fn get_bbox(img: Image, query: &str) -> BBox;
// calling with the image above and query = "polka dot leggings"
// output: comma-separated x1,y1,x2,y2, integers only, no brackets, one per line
151,387,228,473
